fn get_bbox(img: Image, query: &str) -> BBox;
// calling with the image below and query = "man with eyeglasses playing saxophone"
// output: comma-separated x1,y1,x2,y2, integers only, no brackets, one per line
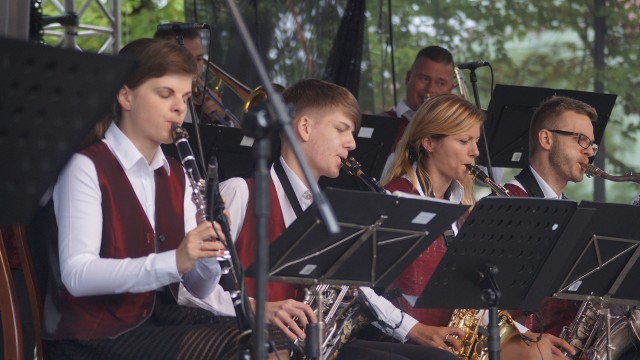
503,96,599,338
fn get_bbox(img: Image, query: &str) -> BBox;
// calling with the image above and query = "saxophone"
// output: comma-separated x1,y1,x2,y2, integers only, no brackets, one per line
446,165,519,360
559,301,605,359
448,309,519,360
296,285,373,360
580,162,640,184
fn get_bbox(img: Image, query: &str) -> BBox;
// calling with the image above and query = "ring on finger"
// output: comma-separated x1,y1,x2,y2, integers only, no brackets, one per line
445,334,450,341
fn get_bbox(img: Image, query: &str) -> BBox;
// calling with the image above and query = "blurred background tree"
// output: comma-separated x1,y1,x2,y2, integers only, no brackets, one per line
38,0,640,203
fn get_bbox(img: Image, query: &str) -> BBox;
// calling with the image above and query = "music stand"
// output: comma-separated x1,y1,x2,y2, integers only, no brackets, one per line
162,122,281,181
416,197,595,360
0,37,135,225
319,115,401,191
478,84,617,168
555,201,640,306
248,188,468,288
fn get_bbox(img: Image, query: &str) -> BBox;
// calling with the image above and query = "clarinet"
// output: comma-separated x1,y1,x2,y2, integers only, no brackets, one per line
171,125,254,337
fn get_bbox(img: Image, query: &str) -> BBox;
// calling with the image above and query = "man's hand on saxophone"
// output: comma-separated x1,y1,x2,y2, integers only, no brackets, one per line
263,299,317,340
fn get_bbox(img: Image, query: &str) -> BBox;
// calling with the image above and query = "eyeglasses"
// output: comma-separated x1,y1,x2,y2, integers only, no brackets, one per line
545,129,599,155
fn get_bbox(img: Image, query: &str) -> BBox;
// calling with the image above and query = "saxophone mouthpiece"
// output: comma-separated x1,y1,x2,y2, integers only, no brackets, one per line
579,162,605,178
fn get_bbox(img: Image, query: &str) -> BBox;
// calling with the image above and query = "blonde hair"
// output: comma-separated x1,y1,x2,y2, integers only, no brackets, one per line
382,94,485,205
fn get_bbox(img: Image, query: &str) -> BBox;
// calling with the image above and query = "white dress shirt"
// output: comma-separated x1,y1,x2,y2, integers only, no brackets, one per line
53,122,220,300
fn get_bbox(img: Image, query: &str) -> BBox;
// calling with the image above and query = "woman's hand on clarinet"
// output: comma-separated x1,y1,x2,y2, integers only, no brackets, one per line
176,220,227,275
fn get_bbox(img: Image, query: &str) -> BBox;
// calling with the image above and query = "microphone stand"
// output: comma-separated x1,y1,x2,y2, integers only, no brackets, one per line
223,1,341,358
173,31,208,174
468,68,494,180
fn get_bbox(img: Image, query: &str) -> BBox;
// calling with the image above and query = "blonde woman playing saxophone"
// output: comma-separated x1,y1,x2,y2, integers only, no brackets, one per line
382,94,575,360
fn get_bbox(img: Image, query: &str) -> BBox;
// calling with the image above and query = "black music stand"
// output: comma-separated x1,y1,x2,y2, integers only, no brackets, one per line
417,197,595,360
319,115,401,191
0,37,135,225
248,188,468,287
162,122,281,181
478,84,617,168
555,201,640,306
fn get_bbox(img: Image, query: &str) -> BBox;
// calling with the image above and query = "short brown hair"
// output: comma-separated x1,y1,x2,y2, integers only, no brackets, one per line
84,38,196,146
282,79,361,131
529,96,598,155
412,46,454,69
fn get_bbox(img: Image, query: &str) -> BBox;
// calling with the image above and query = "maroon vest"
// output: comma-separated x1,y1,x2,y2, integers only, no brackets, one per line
384,177,454,326
503,183,528,197
235,178,303,302
45,142,186,339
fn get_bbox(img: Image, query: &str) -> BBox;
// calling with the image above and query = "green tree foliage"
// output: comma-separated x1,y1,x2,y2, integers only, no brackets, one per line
366,0,640,203
41,0,185,52
40,0,639,202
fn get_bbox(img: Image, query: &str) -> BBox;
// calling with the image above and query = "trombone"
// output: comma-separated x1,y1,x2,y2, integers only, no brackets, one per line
198,59,284,119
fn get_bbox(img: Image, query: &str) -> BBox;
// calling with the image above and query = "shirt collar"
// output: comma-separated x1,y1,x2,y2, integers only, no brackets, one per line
104,122,170,174
395,99,415,120
279,156,313,210
401,162,464,203
529,165,562,199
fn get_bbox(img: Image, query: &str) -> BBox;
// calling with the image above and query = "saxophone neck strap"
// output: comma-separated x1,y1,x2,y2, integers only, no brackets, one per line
274,158,305,218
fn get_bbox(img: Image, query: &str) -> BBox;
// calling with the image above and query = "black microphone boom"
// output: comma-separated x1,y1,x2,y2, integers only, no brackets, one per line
457,60,490,70
156,22,210,31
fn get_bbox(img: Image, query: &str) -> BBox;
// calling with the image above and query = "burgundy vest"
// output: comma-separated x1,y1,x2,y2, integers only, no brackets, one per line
503,183,528,197
45,142,186,339
384,177,454,326
235,178,303,302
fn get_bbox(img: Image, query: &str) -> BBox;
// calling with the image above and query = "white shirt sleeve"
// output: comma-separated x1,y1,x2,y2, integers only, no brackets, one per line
54,154,183,297
359,287,419,342
219,177,250,243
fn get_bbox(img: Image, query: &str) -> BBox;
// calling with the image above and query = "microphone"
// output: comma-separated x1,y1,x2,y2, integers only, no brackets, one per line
156,22,210,32
457,60,490,70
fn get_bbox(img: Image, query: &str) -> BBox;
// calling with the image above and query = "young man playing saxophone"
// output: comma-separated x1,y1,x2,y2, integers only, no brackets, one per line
504,96,598,338
217,79,463,359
